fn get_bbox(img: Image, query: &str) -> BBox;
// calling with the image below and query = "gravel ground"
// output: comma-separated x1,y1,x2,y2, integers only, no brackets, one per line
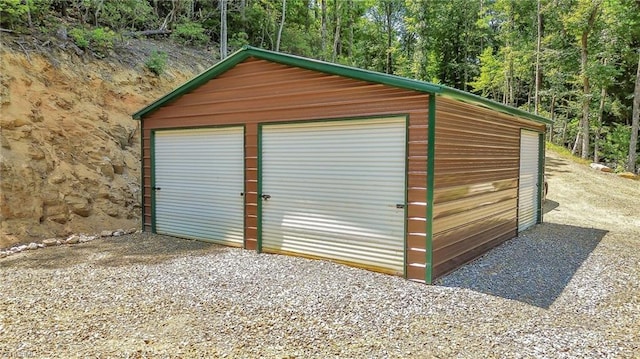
1,151,639,358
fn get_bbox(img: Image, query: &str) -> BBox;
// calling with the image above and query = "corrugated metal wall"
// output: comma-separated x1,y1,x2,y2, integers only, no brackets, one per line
431,98,545,279
141,58,431,282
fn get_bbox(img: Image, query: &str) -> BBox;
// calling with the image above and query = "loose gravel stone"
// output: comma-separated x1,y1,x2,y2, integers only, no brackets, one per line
26,243,38,250
64,235,79,244
42,238,59,247
100,230,113,237
0,152,637,358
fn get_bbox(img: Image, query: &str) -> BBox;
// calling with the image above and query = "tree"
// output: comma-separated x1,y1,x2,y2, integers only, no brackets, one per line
563,0,602,159
629,52,640,173
220,0,228,59
534,0,543,114
276,0,286,51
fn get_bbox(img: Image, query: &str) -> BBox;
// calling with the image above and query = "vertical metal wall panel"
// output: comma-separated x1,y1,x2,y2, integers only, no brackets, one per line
154,127,244,245
518,130,540,231
431,98,522,279
261,118,406,274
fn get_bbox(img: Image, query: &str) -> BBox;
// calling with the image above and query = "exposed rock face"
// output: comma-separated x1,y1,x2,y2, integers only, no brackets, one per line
0,43,210,248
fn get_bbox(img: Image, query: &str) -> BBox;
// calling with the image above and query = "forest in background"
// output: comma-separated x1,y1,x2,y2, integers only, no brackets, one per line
1,0,639,172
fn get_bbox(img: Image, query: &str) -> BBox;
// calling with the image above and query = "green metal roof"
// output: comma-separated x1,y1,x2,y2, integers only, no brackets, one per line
133,45,552,125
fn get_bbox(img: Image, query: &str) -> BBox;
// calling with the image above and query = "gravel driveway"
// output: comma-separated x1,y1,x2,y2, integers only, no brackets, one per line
1,151,639,358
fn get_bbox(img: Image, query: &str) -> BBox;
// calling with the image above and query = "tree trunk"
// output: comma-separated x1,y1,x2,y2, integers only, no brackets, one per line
594,86,606,163
578,3,600,159
220,0,228,59
332,1,341,62
579,30,591,159
385,1,393,74
548,94,556,142
241,0,246,25
321,0,327,59
571,130,581,155
276,0,286,52
26,0,33,27
534,0,543,115
628,52,640,173
561,116,568,148
347,0,353,61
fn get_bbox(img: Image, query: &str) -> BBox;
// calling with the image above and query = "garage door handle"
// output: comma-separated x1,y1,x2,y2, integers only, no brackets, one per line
152,187,161,191
261,194,271,200
396,204,405,209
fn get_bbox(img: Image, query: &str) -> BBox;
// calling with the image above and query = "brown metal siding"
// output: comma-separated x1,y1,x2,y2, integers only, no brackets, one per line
141,58,430,280
431,97,544,279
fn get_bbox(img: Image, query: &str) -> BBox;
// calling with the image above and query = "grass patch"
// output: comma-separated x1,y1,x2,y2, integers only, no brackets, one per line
546,142,591,165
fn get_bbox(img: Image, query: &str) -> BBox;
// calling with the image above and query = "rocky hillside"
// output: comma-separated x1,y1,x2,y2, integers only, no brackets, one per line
0,35,215,248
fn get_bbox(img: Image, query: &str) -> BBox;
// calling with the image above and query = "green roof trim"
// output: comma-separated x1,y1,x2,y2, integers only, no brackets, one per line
133,45,551,125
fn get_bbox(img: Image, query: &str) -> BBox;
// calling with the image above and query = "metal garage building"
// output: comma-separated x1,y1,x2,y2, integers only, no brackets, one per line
133,46,549,284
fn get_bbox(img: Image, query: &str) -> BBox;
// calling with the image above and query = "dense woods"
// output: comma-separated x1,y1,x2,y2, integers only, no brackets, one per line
1,0,638,172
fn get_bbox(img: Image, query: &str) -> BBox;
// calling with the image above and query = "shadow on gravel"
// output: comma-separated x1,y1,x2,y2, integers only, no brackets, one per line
0,233,226,270
543,200,559,214
435,222,607,309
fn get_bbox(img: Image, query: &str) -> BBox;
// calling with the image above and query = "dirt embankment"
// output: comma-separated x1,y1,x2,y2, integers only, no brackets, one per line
0,36,215,248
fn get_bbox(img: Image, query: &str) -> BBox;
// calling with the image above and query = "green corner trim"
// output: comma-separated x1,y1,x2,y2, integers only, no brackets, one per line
425,95,436,284
403,115,410,279
537,133,545,224
150,131,156,233
140,123,145,232
132,46,551,126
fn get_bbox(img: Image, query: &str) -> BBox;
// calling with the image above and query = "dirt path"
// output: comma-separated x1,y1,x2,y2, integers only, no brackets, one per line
544,150,640,234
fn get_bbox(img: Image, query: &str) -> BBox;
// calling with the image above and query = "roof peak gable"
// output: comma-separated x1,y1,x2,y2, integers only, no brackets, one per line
133,46,550,125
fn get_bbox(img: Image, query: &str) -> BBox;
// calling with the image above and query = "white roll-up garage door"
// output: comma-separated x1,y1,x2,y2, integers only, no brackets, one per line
518,130,540,232
261,117,406,274
154,127,244,245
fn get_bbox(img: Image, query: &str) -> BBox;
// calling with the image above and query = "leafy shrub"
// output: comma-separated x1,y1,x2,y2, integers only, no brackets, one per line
69,28,89,49
171,21,208,47
101,0,156,31
69,27,117,54
145,50,168,76
0,0,28,28
89,27,117,51
600,123,631,170
229,32,249,49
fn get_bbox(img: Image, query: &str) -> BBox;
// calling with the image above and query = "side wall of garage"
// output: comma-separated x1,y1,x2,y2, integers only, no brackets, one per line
431,97,545,279
141,57,431,282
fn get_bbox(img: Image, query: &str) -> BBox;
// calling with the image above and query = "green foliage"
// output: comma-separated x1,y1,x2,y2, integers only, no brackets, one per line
69,27,116,53
89,27,117,50
470,48,505,98
171,21,209,47
145,50,168,76
229,32,249,50
69,27,89,49
0,0,28,28
100,0,156,31
546,142,591,165
0,0,637,166
600,123,631,169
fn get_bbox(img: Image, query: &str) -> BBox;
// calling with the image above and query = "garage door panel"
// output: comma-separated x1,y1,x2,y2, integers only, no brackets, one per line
518,130,540,232
154,127,244,245
261,117,406,274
